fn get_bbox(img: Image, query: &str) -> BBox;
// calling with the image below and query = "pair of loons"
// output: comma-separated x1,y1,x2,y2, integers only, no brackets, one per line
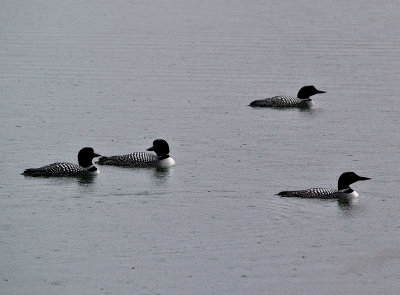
248,85,370,198
22,139,175,177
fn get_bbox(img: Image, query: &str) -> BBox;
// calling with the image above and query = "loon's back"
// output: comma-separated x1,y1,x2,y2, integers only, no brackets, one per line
278,188,342,199
23,162,94,177
97,152,159,167
249,96,312,108
278,187,361,199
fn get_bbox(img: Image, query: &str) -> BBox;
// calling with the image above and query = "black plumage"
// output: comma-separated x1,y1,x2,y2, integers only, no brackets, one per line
97,152,158,167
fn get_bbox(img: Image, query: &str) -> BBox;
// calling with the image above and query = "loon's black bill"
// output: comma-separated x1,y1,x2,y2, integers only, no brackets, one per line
316,90,326,94
147,146,155,151
358,176,371,181
93,153,101,157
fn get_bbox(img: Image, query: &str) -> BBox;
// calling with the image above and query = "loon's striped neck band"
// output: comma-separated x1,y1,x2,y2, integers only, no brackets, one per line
338,188,354,193
86,165,97,172
158,155,170,160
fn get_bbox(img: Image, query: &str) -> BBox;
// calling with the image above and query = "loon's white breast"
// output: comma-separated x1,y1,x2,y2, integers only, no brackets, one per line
304,100,314,108
86,165,100,175
344,190,359,198
157,157,175,168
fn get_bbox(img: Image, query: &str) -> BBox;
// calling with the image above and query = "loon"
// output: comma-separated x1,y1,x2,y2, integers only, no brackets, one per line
277,172,370,199
97,139,175,168
249,85,326,108
23,147,101,177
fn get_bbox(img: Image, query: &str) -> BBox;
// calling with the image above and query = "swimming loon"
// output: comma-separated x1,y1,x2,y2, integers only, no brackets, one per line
249,85,326,108
277,172,370,199
23,147,101,177
97,139,175,168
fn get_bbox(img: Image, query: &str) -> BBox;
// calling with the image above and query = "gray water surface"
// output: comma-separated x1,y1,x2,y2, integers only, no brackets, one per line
1,0,400,294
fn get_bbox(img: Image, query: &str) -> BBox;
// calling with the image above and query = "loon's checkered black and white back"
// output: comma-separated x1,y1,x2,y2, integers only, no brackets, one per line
97,152,158,167
250,96,309,107
278,188,340,199
277,172,370,199
97,139,175,168
23,147,100,177
23,162,95,177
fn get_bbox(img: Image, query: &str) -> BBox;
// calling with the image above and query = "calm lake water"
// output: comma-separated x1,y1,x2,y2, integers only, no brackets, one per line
1,0,399,294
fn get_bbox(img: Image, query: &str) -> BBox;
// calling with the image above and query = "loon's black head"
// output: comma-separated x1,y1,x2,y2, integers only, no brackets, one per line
297,85,326,99
338,172,370,190
147,139,170,157
78,147,101,168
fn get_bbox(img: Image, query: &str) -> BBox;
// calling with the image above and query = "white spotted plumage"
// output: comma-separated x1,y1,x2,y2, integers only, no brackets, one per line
98,152,159,167
278,188,338,199
23,162,94,176
250,96,310,107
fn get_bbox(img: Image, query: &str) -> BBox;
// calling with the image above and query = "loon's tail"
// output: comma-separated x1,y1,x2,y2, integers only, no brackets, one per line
22,168,42,176
277,191,291,196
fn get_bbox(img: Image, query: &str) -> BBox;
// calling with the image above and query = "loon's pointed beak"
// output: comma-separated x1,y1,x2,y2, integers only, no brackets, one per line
147,146,155,152
357,176,370,181
316,90,326,94
93,153,101,157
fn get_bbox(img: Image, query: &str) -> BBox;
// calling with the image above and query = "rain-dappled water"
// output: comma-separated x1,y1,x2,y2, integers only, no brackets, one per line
1,0,399,294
